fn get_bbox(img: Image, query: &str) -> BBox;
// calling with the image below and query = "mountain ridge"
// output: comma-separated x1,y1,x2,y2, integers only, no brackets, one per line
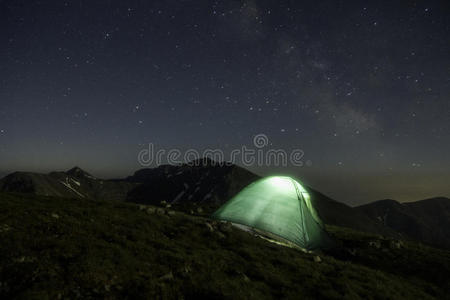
0,163,448,248
0,167,136,202
0,163,393,237
356,197,450,248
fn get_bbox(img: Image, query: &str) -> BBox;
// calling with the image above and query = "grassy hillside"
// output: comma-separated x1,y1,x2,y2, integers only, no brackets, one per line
0,192,449,299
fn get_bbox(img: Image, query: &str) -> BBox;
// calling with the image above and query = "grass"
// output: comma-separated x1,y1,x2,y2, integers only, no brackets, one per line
0,192,449,299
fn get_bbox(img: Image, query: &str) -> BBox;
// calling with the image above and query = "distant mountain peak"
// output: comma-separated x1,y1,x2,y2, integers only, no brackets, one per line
184,157,230,168
66,167,94,178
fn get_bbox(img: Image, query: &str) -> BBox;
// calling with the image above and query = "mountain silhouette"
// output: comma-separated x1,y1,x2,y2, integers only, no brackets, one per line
123,162,396,237
2,161,449,248
356,197,450,248
0,167,135,201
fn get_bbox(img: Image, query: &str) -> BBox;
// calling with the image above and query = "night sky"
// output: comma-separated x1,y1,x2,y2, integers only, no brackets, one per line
1,0,449,205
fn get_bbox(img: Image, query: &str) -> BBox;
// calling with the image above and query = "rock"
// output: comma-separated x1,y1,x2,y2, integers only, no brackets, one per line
215,231,226,239
159,271,174,281
348,248,357,256
165,204,172,208
167,210,176,216
368,240,381,249
313,255,322,263
0,224,10,233
146,207,156,214
15,256,35,263
51,213,60,219
205,222,214,232
178,264,191,278
196,207,203,214
219,222,232,233
389,240,403,249
156,208,165,215
184,264,191,274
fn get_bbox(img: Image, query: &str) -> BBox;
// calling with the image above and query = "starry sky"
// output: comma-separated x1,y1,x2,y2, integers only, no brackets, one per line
1,0,449,205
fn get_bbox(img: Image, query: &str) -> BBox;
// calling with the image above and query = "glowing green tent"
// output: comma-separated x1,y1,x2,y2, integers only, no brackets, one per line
212,176,331,249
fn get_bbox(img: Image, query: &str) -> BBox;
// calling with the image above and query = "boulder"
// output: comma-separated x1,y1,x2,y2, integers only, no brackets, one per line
368,240,381,249
215,231,226,239
0,224,10,233
389,240,403,249
348,248,357,256
205,222,214,232
177,264,192,278
159,271,174,281
219,222,232,233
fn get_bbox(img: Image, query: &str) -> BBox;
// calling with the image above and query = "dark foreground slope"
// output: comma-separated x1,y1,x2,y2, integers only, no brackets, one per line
0,193,449,299
356,197,450,248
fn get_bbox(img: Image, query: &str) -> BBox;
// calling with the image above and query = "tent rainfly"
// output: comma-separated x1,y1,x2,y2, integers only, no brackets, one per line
212,176,331,249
